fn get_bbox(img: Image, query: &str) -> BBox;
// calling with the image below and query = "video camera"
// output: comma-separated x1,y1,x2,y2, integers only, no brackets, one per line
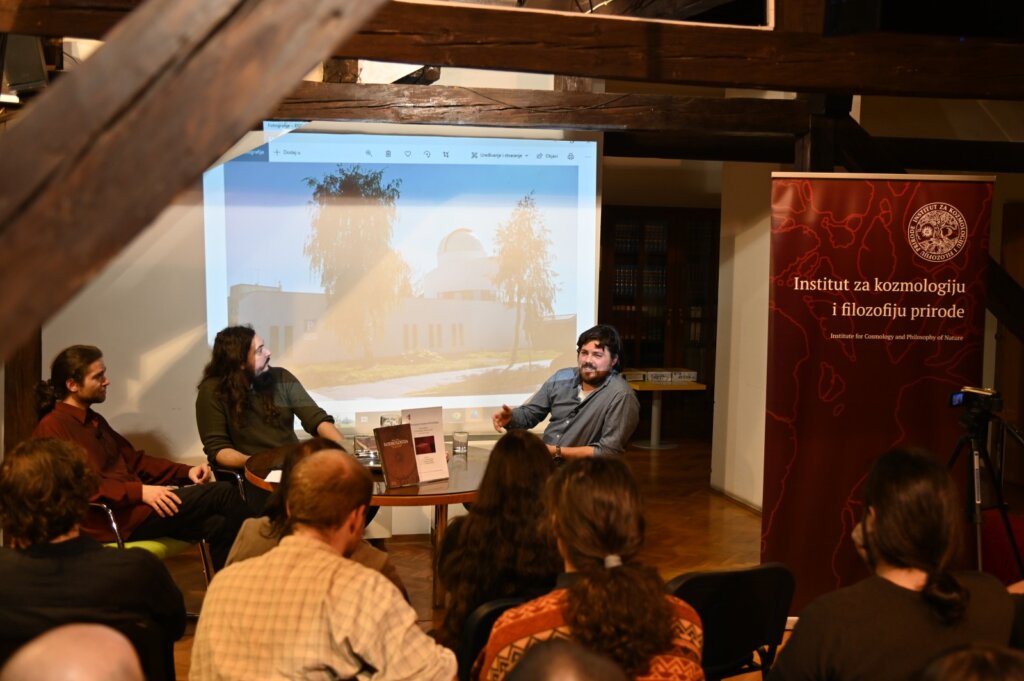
950,386,1002,414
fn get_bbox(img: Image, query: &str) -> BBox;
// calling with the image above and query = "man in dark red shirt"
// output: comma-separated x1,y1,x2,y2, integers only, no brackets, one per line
33,345,248,569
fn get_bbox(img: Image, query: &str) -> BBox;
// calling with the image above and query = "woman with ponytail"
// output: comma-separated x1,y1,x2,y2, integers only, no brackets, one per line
769,448,1014,681
479,456,703,681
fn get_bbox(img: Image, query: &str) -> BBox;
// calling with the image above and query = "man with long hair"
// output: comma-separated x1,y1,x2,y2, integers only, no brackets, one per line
34,345,249,569
491,325,639,458
196,325,346,469
191,450,456,681
0,438,185,681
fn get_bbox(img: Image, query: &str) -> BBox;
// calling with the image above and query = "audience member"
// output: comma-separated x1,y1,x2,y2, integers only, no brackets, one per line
225,436,405,597
917,644,1024,681
492,325,639,458
196,325,346,469
769,448,1015,681
506,639,627,681
0,624,144,681
34,345,248,570
0,438,185,681
191,449,456,680
437,430,561,649
480,456,704,680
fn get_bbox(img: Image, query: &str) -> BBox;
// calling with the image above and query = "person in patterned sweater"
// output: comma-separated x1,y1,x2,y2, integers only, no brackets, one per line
480,456,704,681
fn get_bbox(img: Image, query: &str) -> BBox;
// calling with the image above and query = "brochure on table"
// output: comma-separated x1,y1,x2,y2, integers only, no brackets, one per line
401,405,450,483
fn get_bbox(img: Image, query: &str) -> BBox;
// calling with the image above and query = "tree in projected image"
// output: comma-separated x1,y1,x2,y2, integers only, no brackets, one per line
493,192,557,367
304,165,412,360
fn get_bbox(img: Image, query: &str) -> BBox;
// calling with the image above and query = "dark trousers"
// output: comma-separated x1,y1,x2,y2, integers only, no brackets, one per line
131,481,250,570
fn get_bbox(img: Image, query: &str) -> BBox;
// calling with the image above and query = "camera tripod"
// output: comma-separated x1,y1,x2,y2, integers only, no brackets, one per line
948,411,1024,577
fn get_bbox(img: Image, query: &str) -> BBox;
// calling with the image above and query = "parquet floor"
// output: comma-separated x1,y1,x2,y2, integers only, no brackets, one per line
168,436,763,679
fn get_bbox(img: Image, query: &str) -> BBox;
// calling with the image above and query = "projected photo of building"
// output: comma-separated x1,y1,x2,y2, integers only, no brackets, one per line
229,228,574,363
204,131,597,416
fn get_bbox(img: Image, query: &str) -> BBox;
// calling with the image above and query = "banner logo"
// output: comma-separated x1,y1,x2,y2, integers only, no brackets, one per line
907,203,968,262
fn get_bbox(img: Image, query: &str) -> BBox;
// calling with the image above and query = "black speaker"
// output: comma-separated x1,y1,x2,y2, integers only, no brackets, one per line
1,33,49,95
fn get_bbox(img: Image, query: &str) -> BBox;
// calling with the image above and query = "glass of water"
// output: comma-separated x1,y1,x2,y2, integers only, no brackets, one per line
452,431,469,459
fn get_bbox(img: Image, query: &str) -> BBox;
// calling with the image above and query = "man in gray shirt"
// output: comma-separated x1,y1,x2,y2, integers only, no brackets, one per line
492,325,639,458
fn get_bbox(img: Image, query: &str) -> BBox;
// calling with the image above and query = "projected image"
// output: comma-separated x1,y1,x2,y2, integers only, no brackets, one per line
204,131,598,427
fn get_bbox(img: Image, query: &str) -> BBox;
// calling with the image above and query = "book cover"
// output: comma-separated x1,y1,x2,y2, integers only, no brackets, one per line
373,423,420,488
402,405,450,483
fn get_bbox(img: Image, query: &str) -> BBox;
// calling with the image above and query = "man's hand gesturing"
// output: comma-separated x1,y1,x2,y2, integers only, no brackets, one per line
492,405,513,433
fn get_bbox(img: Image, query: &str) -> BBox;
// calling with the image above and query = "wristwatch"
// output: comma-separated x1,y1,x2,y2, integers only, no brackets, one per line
553,445,564,464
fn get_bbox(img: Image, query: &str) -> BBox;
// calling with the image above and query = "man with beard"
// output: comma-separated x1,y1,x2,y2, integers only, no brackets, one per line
492,325,639,458
33,345,248,569
195,325,346,470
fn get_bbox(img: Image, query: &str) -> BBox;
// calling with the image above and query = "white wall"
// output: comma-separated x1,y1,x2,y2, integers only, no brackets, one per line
43,188,211,465
709,162,777,509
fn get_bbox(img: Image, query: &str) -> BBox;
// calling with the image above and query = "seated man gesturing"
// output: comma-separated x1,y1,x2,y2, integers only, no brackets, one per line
492,324,639,459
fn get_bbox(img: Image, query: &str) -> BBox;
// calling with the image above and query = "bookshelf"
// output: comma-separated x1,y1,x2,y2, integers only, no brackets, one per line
599,206,720,435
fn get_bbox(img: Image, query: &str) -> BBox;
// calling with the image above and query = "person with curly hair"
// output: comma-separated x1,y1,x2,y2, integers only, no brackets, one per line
196,325,346,470
768,448,1015,681
0,438,185,681
480,456,704,681
436,430,562,649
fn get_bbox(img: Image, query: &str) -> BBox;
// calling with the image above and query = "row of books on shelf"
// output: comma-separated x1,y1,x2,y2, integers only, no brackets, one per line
613,266,669,298
622,368,699,384
612,224,669,255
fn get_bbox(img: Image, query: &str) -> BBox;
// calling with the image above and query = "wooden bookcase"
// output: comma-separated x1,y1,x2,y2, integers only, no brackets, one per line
599,205,720,436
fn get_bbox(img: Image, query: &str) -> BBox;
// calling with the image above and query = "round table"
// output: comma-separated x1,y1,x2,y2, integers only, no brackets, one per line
245,446,489,607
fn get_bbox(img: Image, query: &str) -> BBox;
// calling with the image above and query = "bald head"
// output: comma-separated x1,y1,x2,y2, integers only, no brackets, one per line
286,450,373,534
0,624,143,681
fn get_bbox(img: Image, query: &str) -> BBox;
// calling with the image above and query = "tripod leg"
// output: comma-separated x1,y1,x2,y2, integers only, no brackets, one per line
977,442,1024,580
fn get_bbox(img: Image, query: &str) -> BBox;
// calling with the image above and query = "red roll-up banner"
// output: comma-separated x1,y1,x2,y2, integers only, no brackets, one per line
763,173,994,610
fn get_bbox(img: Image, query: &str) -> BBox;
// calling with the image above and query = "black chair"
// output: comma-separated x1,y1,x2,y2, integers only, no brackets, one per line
457,596,530,681
213,466,246,502
667,562,795,681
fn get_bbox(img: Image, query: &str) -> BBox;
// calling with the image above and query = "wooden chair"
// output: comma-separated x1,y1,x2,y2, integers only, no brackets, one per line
456,596,530,681
667,562,795,681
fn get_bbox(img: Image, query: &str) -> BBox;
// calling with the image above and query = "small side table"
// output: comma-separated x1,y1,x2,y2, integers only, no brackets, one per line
627,380,707,450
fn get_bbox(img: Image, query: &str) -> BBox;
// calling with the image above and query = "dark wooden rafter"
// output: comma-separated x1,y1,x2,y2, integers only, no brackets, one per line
774,0,826,32
874,137,1024,174
988,256,1024,344
4,0,1024,99
0,0,389,363
604,130,796,161
833,115,905,173
338,4,1024,100
3,329,41,451
274,81,812,134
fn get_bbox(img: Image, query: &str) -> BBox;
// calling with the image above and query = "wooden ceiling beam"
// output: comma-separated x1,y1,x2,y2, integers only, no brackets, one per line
4,0,1024,100
274,81,812,134
603,130,796,162
875,137,1024,174
342,3,1024,100
0,0,388,362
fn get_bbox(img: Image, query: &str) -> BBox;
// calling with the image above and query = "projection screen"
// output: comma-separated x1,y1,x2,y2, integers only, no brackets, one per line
203,122,599,434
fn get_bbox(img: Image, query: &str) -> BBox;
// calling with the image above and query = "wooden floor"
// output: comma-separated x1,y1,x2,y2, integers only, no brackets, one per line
168,436,763,679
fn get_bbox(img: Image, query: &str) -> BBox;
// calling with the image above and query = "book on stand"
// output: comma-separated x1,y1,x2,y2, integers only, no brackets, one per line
374,423,420,488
